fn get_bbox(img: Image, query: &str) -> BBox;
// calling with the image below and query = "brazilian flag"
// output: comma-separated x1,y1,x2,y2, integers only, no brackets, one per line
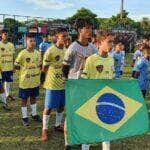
66,79,149,145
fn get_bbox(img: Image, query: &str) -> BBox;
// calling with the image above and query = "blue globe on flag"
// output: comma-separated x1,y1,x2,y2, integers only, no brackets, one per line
96,93,125,124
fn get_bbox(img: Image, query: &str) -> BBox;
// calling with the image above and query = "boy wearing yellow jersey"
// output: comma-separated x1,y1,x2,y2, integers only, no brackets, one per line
15,34,42,126
0,30,15,101
42,28,68,142
82,30,114,150
0,53,10,110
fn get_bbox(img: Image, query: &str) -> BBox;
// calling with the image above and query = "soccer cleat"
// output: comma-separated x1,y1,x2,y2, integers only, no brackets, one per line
22,118,29,126
2,104,11,111
54,124,64,132
31,115,42,122
41,129,48,142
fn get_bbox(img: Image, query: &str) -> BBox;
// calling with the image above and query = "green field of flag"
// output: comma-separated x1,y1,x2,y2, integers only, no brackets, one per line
66,79,149,145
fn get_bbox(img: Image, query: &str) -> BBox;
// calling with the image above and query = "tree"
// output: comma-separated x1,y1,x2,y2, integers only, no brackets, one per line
3,18,24,35
109,10,135,29
97,18,110,30
66,7,99,28
3,18,25,43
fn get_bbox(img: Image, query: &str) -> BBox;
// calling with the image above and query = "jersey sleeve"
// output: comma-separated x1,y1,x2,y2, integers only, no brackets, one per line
133,51,138,61
63,46,75,66
111,58,115,77
121,54,125,70
14,51,23,67
134,59,143,72
91,43,98,54
37,51,42,67
111,51,115,58
81,57,90,79
39,43,43,52
10,43,15,54
43,49,51,67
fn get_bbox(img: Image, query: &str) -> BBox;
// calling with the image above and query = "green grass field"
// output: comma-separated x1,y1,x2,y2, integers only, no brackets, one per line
0,53,150,150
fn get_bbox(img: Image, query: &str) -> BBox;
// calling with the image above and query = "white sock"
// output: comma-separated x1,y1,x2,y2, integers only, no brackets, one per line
30,103,37,116
102,141,110,150
21,107,27,118
4,82,11,97
82,144,90,150
43,115,50,130
64,119,68,146
55,112,63,127
0,93,6,105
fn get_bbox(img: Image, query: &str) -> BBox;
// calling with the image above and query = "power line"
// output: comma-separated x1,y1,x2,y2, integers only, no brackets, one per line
0,13,54,22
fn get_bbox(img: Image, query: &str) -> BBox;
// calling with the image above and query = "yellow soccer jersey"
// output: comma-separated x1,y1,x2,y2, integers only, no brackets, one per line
0,42,15,71
43,45,66,90
15,49,41,89
82,53,114,79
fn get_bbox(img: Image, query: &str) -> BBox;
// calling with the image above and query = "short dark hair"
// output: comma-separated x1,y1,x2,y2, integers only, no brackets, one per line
114,37,123,46
96,30,114,41
55,27,67,34
1,29,8,34
26,33,35,38
74,18,93,30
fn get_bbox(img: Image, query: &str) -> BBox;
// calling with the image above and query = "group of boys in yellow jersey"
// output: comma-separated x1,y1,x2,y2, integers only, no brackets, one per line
0,18,121,150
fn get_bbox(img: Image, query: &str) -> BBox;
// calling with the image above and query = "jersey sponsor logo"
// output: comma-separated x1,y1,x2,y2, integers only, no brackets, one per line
2,60,13,63
96,65,104,73
36,57,39,62
55,73,63,78
25,73,40,78
26,58,31,63
104,71,110,74
27,66,37,69
54,65,62,69
55,55,60,61
1,47,5,51
1,54,12,57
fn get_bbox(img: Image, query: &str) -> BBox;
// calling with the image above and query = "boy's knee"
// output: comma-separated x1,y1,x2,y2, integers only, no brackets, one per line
43,108,51,115
21,100,27,107
30,96,36,104
57,106,64,113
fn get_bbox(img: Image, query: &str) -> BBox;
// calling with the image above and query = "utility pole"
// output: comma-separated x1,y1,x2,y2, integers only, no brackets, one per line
120,0,124,20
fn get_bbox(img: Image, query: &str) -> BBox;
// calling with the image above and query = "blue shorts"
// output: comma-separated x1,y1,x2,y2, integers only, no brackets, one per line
19,87,39,100
2,71,13,82
0,79,3,90
44,90,65,109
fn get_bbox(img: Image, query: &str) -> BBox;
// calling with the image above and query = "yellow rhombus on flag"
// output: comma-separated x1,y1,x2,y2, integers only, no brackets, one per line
76,86,142,132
